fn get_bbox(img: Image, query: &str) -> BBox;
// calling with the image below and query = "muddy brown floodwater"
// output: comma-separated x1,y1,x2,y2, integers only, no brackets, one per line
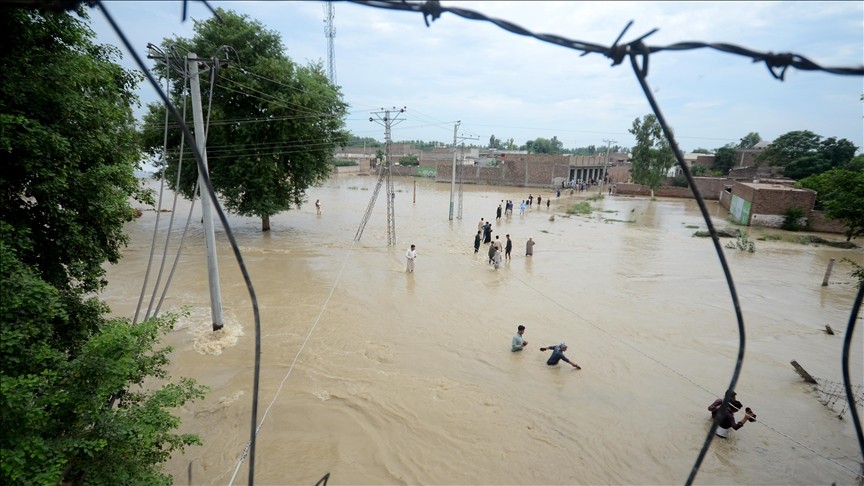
101,174,863,486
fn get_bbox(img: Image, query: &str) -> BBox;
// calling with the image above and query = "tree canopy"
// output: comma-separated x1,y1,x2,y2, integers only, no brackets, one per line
525,136,564,154
738,132,762,149
628,114,675,196
797,155,864,241
756,130,857,180
140,8,349,231
1,7,205,484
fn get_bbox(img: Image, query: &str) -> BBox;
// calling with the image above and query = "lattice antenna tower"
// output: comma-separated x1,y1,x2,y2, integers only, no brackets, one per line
355,107,406,245
324,2,336,84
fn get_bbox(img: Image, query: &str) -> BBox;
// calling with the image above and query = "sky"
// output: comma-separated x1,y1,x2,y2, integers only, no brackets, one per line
89,1,863,153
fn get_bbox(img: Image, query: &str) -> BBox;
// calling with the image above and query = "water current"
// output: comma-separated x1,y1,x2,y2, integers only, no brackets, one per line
101,174,863,485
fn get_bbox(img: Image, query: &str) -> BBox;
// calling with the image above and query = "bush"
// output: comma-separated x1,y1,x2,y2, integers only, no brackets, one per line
331,160,358,167
781,207,806,231
670,175,689,187
725,232,756,252
565,202,592,215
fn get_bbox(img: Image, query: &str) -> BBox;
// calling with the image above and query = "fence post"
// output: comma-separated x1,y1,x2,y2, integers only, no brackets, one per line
821,258,836,286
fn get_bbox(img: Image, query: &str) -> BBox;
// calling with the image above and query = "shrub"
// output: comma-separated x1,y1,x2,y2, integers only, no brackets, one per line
725,232,756,252
781,207,806,231
565,202,592,215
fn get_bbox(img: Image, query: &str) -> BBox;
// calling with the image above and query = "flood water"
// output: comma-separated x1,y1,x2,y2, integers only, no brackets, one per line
101,174,863,485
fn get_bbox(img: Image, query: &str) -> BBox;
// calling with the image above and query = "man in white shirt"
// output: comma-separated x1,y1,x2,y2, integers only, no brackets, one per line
511,325,528,352
405,244,416,273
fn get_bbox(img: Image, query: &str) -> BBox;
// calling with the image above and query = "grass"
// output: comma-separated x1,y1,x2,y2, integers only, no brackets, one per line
604,218,635,223
586,194,605,202
565,202,593,215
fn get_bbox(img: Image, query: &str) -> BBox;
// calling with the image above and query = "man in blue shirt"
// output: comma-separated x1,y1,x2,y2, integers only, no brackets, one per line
540,343,581,369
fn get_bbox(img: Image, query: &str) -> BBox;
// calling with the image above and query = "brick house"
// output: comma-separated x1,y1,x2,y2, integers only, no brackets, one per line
719,181,815,227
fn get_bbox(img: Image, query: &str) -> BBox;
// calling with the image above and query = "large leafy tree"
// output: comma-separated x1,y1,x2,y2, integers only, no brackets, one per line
757,130,857,180
713,144,736,175
628,114,675,197
738,131,762,149
797,156,864,241
140,8,349,231
0,7,205,484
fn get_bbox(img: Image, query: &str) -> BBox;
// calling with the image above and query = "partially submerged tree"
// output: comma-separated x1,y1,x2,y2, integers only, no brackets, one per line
1,7,205,484
628,114,675,197
140,8,349,231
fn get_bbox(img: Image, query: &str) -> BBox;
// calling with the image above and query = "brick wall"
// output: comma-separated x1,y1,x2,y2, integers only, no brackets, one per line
807,210,848,234
614,177,729,199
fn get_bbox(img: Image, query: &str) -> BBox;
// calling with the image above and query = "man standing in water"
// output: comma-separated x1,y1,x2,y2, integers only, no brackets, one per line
406,244,416,273
512,325,528,351
474,230,482,253
526,237,535,256
540,343,581,369
505,234,513,260
708,392,756,438
315,199,321,215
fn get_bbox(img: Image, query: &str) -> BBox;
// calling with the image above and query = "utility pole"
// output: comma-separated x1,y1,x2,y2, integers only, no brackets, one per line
188,52,223,331
449,121,460,221
600,138,616,195
355,107,405,245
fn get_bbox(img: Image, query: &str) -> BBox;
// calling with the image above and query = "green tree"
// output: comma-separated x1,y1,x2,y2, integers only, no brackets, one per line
757,130,857,179
489,134,501,149
140,8,348,231
692,147,712,154
713,144,736,175
524,136,562,154
628,114,676,197
797,159,864,241
738,131,762,149
347,134,380,147
0,7,205,484
398,154,420,166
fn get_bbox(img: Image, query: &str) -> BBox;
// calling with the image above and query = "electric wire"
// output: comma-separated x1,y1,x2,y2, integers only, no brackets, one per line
144,61,191,322
132,56,171,326
96,4,263,484
842,284,864,459
227,239,359,486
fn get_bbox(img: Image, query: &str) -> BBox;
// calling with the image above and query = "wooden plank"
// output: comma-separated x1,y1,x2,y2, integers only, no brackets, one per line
790,360,818,384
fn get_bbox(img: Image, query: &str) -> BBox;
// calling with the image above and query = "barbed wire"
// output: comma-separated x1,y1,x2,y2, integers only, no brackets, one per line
346,0,864,80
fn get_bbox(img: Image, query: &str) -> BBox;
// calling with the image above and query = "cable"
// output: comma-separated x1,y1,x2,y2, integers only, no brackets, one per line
343,1,864,78
132,54,171,326
96,4,263,484
227,240,360,485
842,284,864,459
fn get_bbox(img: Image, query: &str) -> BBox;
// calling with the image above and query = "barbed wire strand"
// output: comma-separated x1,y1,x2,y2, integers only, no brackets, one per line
96,3,263,485
344,1,864,77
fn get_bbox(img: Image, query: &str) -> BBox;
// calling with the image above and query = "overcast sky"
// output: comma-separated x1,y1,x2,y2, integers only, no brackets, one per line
90,1,863,153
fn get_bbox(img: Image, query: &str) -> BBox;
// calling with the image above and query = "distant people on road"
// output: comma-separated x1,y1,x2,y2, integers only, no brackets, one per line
540,343,581,369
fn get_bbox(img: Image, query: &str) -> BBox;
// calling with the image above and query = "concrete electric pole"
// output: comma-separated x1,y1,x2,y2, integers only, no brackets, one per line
600,138,617,195
188,52,224,331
